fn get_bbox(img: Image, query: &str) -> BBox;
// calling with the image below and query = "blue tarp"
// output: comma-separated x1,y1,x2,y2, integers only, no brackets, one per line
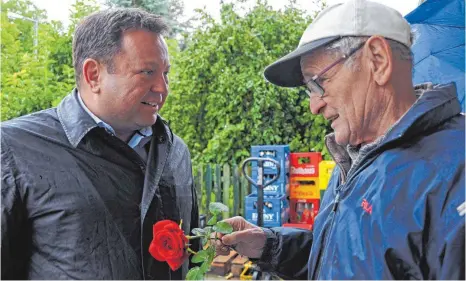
405,0,465,112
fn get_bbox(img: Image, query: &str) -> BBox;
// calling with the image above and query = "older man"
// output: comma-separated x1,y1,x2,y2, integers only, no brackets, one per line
1,8,199,279
216,0,465,279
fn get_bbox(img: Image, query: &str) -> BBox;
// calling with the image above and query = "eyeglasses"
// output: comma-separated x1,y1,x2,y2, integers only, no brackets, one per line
304,41,367,96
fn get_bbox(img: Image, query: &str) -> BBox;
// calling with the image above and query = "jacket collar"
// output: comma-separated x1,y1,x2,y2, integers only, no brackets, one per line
383,82,461,144
76,90,117,136
326,82,461,167
57,88,99,148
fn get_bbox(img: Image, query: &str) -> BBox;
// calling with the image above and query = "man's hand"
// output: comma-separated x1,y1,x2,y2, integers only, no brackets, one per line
213,216,266,259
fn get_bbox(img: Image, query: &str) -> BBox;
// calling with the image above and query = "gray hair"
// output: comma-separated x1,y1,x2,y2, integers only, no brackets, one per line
72,8,169,87
325,35,414,70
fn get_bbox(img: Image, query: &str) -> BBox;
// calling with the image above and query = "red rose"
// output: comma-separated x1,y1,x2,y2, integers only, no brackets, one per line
149,220,189,271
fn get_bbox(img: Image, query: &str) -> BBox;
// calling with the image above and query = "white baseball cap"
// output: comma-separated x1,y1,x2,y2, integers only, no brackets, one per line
263,0,412,87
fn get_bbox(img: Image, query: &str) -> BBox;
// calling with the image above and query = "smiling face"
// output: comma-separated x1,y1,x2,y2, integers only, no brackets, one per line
95,29,170,133
300,40,379,146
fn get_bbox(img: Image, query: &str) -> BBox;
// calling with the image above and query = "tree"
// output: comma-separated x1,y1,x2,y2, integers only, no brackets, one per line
105,0,187,36
1,0,100,121
160,0,331,164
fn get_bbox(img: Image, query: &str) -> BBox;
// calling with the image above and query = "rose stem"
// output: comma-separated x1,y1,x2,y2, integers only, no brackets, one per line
187,248,198,255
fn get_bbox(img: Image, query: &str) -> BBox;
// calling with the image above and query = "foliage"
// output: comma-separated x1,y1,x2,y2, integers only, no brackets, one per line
161,0,332,163
1,0,99,121
186,202,233,280
105,0,187,37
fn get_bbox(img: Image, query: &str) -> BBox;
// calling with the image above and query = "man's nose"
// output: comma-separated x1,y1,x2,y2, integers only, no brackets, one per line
309,93,326,115
151,74,169,98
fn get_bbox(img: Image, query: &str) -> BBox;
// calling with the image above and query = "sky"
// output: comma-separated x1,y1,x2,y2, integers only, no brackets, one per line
30,0,420,28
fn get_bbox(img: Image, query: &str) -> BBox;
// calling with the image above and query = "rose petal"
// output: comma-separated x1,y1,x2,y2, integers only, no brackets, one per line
149,241,166,261
153,233,175,258
166,251,189,271
167,230,184,250
162,232,183,259
164,222,182,232
153,220,178,236
153,231,185,260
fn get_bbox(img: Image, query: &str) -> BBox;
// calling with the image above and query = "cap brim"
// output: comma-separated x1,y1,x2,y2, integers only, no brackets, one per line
263,36,340,87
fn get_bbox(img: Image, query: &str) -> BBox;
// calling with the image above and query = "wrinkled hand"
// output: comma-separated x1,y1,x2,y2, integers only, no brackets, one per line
213,216,266,259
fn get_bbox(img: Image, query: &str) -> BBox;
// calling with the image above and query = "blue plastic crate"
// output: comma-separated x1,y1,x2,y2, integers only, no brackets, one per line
251,169,289,184
251,182,289,197
250,145,290,176
245,194,289,227
250,170,289,196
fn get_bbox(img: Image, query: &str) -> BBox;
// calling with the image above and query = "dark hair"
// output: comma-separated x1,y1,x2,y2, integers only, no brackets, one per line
72,8,169,87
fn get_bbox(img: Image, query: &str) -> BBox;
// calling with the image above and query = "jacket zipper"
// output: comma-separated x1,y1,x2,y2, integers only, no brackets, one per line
313,188,342,279
313,160,346,280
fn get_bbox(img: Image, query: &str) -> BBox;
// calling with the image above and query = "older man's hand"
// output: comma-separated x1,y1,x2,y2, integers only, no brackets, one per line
213,216,266,259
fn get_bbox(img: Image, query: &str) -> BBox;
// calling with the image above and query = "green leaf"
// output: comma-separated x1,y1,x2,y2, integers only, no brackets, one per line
206,245,216,262
202,226,213,244
200,261,210,274
191,250,209,263
191,228,205,236
207,216,217,225
209,202,229,215
213,221,233,234
186,267,203,280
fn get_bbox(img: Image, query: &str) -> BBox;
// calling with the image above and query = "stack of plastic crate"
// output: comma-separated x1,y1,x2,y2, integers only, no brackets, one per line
244,145,290,227
286,152,322,229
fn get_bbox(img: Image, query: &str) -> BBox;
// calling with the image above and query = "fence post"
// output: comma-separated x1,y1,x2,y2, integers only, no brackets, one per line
222,164,231,218
193,165,201,214
204,164,212,215
214,164,222,220
214,165,222,202
232,163,240,217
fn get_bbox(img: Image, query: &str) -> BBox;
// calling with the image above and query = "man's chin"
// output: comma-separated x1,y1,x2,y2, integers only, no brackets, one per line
136,115,158,128
333,132,349,146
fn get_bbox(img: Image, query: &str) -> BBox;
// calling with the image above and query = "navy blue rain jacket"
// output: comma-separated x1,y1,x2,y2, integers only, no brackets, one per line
258,83,465,280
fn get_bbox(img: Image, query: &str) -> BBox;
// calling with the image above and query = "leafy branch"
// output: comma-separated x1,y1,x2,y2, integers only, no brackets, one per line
185,202,233,280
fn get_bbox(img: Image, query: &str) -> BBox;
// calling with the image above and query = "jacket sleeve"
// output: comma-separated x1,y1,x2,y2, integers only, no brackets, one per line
1,137,28,279
256,227,312,279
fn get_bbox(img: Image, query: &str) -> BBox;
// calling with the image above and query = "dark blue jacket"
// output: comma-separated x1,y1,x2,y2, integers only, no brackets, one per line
259,83,465,279
1,90,200,279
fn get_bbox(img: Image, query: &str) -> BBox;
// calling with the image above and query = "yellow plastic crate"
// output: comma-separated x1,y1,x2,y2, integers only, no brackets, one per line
289,176,320,199
319,161,336,190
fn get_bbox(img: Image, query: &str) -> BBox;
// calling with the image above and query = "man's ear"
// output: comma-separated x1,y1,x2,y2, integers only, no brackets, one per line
364,36,393,86
82,58,102,93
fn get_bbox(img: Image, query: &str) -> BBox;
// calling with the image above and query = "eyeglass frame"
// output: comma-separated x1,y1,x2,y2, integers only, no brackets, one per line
304,40,367,97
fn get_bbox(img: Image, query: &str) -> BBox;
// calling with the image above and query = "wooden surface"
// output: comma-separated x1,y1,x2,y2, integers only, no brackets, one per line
231,255,249,277
210,251,238,276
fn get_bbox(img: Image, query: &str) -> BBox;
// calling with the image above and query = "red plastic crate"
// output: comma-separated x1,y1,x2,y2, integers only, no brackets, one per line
289,198,320,224
290,152,322,177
